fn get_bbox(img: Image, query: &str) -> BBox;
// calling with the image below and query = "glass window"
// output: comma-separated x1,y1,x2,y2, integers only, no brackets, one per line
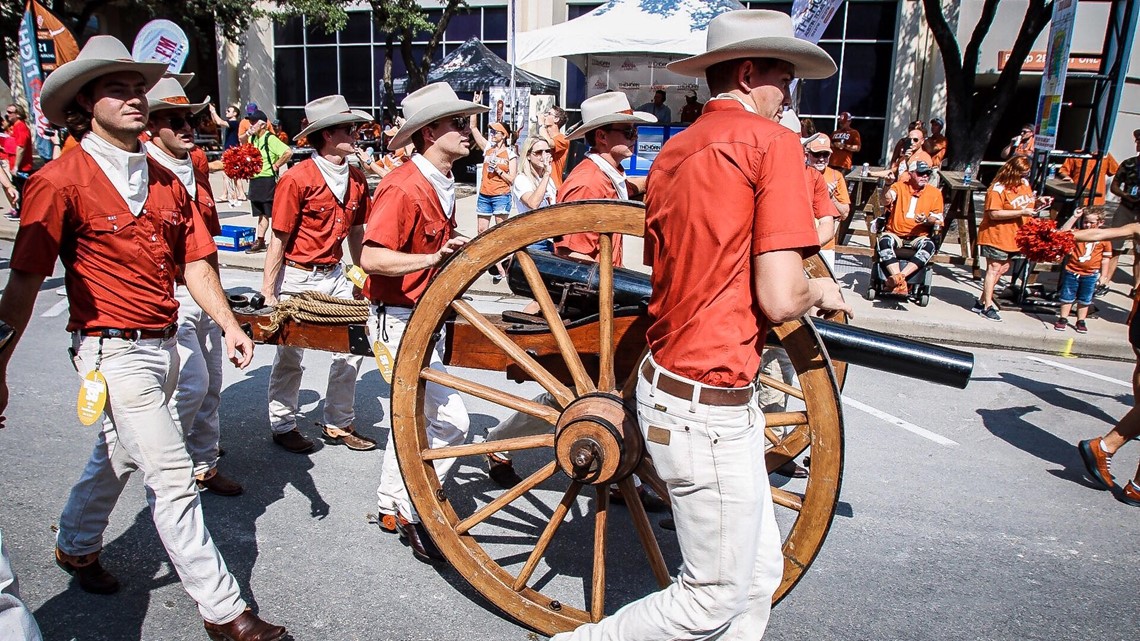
851,117,887,166
339,46,373,105
483,7,508,41
447,9,482,42
846,2,899,41
306,47,338,98
277,108,306,142
487,42,508,63
341,11,372,44
838,43,894,116
305,19,336,45
275,48,306,107
568,3,602,19
800,42,841,114
822,9,845,40
416,10,442,41
274,16,304,46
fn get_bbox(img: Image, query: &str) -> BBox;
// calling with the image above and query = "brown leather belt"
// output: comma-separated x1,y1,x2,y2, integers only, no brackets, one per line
83,323,178,341
640,360,753,406
285,259,339,273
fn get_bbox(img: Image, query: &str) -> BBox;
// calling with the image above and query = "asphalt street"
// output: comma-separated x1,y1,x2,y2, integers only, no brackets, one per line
0,249,1137,641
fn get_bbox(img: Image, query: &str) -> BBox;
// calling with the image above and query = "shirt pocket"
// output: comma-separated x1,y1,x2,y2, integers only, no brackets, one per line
423,220,445,245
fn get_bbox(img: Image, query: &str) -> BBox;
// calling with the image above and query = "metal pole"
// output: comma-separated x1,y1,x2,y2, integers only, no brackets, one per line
508,0,517,133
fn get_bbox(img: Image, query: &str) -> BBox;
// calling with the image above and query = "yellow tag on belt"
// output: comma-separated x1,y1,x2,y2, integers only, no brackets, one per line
77,370,108,426
345,264,368,289
373,340,395,384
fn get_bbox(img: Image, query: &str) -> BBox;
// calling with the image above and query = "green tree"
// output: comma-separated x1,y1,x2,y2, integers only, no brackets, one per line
367,0,467,115
922,0,1055,170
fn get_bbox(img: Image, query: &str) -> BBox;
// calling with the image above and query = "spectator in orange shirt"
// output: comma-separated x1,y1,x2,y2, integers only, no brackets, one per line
829,111,860,171
1058,151,1118,206
804,133,850,269
537,105,569,187
890,128,932,181
925,117,947,167
1001,123,1036,159
878,160,943,294
1053,207,1112,333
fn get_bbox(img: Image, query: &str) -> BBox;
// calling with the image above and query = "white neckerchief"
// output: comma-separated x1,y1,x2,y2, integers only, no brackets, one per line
587,153,628,201
144,141,196,199
312,154,350,202
82,132,149,216
411,153,455,217
711,93,758,114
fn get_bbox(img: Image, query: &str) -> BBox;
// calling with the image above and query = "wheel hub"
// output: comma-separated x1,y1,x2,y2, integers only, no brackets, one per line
554,393,643,485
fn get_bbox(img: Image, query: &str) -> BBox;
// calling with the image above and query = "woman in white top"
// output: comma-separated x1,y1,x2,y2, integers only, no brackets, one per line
512,136,558,252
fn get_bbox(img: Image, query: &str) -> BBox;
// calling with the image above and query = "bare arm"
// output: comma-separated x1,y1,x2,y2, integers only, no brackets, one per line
360,237,469,277
504,156,518,185
347,224,364,266
208,105,228,129
13,145,25,172
520,172,553,210
272,148,293,175
1072,223,1140,242
816,218,837,246
985,207,1033,221
0,268,48,425
184,259,254,368
260,228,289,306
469,115,490,152
753,250,852,322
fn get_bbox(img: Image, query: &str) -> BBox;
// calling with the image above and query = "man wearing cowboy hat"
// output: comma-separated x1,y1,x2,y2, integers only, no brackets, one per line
554,91,656,268
0,36,285,640
552,10,851,640
359,82,485,563
144,77,244,496
260,94,374,454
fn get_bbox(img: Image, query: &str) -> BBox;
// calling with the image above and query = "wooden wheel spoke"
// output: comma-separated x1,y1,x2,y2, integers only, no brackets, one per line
420,367,561,425
513,251,596,396
772,487,804,512
591,485,609,622
451,299,575,407
758,374,805,401
766,411,809,428
456,461,558,535
620,477,671,588
513,482,583,591
634,459,671,511
597,235,616,391
420,434,554,462
765,425,811,471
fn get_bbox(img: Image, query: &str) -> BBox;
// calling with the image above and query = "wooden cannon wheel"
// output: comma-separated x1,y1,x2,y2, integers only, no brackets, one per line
390,201,845,635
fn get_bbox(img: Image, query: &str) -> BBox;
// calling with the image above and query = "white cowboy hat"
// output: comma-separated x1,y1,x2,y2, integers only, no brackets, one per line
390,83,487,150
667,10,836,80
567,93,654,141
295,94,374,140
40,35,168,127
166,71,194,87
146,77,209,114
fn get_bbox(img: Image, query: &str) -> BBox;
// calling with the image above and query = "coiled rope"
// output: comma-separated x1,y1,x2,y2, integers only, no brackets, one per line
260,291,370,335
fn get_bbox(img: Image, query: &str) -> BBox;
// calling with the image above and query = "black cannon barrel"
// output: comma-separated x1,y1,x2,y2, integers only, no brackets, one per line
807,318,973,389
507,251,974,388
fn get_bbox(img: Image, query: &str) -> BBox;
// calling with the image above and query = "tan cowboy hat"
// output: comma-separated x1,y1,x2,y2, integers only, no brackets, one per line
40,35,168,127
667,10,836,80
166,71,194,87
296,94,373,140
146,77,209,114
390,82,487,150
567,93,654,141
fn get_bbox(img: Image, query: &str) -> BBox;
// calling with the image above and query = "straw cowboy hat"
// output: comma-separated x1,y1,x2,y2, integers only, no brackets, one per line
390,82,487,150
296,94,373,140
567,93,654,141
166,71,194,87
146,77,210,114
40,35,168,127
667,10,836,79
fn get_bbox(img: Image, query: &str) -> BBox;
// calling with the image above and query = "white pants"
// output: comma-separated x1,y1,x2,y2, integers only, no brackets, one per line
485,392,556,460
0,530,42,641
553,355,783,641
57,336,245,624
369,305,470,523
169,288,224,478
268,265,363,433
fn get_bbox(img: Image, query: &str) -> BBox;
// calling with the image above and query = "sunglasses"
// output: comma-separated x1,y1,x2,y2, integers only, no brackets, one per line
809,150,832,159
605,126,638,139
162,112,201,130
908,138,920,143
442,116,471,131
530,148,552,156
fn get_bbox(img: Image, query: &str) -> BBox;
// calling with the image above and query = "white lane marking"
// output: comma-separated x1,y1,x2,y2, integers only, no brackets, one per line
841,395,959,447
42,299,69,317
1026,355,1131,389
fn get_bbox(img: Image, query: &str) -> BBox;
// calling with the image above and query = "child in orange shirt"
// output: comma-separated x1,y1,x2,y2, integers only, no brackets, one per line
1056,207,1112,333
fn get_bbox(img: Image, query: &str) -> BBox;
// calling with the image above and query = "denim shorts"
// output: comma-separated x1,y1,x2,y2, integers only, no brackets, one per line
1058,270,1098,306
476,193,511,215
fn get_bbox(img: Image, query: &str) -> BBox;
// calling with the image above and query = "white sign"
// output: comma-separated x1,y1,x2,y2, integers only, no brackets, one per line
132,19,190,72
585,53,704,120
1034,0,1080,152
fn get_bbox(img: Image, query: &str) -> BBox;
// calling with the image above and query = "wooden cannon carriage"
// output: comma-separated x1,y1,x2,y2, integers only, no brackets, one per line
233,201,973,636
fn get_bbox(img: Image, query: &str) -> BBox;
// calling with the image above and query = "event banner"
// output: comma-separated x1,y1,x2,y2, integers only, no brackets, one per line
585,53,702,118
132,19,190,72
1035,0,1080,152
18,0,79,161
792,0,844,43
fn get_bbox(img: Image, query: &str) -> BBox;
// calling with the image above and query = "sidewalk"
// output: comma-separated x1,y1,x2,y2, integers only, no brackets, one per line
1,172,1132,360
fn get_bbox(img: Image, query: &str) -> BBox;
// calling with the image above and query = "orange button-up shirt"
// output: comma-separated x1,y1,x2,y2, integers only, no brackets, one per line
554,158,625,267
272,159,368,265
363,161,455,307
886,180,944,239
644,99,820,388
11,149,216,332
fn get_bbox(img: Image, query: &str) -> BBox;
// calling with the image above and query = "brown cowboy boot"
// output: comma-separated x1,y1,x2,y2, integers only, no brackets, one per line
55,548,120,594
203,610,287,641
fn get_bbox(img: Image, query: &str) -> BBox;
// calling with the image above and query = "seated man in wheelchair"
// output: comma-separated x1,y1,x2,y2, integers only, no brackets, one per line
874,160,944,295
